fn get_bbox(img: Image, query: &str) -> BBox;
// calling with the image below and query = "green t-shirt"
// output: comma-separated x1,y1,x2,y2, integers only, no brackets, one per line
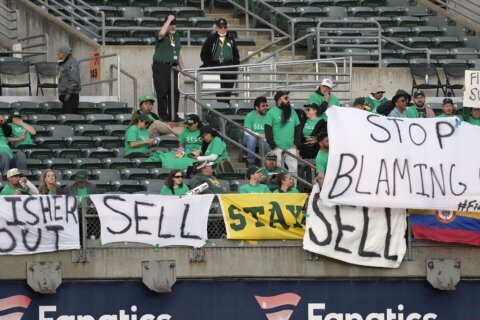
125,125,150,156
212,39,233,63
261,166,287,191
10,123,34,148
0,184,28,195
153,32,181,63
463,108,480,126
303,118,321,137
0,128,13,158
364,96,388,113
306,92,341,121
178,128,202,153
316,150,329,174
160,184,189,195
265,106,300,150
244,110,266,135
273,187,300,193
76,186,88,203
205,136,229,163
239,183,271,194
406,106,420,118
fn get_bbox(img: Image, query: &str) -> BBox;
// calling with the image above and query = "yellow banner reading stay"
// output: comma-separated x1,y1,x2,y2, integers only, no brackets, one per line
219,193,308,240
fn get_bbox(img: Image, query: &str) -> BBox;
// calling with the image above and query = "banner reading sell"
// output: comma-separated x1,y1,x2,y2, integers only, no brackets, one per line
90,194,214,248
0,195,80,255
219,193,308,239
304,185,407,268
320,107,480,211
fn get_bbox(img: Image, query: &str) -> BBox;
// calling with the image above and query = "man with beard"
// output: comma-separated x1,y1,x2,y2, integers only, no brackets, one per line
152,15,184,121
315,132,329,187
200,18,240,103
264,90,301,178
306,78,341,121
407,90,435,118
437,98,456,117
243,96,268,166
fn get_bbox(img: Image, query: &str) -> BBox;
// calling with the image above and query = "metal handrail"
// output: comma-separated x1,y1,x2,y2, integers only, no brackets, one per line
428,0,480,31
78,53,121,100
109,64,137,108
380,36,431,65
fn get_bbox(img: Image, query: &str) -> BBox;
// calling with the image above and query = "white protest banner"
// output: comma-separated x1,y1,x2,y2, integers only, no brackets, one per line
320,107,480,211
0,195,80,255
90,194,215,247
304,185,406,268
463,70,480,108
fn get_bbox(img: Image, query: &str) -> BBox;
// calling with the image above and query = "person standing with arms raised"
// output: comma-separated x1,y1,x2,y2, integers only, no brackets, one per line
152,15,184,122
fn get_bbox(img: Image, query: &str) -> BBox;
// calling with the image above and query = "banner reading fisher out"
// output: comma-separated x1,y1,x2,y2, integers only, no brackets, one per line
304,185,407,268
0,195,80,255
463,70,480,108
90,194,214,247
320,107,480,211
219,193,308,239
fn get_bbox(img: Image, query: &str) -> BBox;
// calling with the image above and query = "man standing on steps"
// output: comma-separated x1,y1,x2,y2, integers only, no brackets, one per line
200,18,240,103
58,45,80,114
152,15,184,122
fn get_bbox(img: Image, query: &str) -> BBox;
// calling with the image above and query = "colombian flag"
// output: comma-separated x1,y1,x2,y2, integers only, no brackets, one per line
408,209,480,246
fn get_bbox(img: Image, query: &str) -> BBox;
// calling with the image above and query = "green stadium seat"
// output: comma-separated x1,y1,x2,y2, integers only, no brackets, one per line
412,26,441,37
422,16,449,28
10,101,44,115
405,6,432,17
375,6,405,17
393,16,421,28
368,17,395,28
405,36,432,48
115,113,132,125
381,58,410,67
384,27,413,37
432,36,462,49
103,124,127,137
26,159,43,170
347,7,374,17
84,148,117,159
172,7,203,18
41,101,63,115
113,180,145,193
296,6,324,18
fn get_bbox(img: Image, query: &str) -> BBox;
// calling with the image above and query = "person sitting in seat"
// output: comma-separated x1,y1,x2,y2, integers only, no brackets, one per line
274,172,299,193
260,151,287,192
64,170,97,203
300,103,327,159
160,169,190,195
38,169,64,195
132,95,178,138
124,113,155,159
239,166,270,194
0,115,26,176
190,126,230,164
0,168,39,195
7,110,36,149
189,161,227,194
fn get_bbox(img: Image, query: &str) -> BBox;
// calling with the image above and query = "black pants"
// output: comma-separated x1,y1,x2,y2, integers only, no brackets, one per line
152,61,179,121
60,93,79,114
217,65,238,104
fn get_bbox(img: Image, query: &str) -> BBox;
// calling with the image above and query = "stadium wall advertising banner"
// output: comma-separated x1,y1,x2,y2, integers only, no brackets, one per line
0,195,79,255
219,193,308,239
90,194,215,247
2,280,480,319
304,185,407,268
320,107,480,211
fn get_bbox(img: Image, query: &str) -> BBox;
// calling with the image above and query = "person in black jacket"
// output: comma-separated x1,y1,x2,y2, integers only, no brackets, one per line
200,18,240,103
300,103,327,159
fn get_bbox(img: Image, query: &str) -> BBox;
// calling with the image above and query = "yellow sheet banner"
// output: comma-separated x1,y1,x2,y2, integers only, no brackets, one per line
219,193,308,240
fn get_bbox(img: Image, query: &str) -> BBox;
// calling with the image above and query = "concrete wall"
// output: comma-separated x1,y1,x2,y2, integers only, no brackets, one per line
0,243,479,280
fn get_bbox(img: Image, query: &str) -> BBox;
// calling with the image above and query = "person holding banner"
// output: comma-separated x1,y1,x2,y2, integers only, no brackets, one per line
124,113,155,159
265,90,301,179
160,169,190,195
0,168,39,195
239,166,270,193
300,103,327,159
274,172,299,193
38,169,65,195
64,171,97,203
376,89,412,118
437,98,456,118
463,107,480,126
315,132,329,187
190,161,227,194
408,90,435,118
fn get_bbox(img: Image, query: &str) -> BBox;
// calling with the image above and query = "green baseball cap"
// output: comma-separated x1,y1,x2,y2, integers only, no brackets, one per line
139,95,155,104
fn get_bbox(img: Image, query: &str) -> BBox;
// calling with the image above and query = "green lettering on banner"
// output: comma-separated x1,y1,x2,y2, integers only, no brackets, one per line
285,205,305,229
269,201,289,230
228,205,246,231
243,206,265,227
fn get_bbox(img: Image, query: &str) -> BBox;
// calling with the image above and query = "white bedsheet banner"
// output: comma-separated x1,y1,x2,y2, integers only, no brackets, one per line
0,195,80,255
304,185,407,268
320,107,480,211
90,194,215,247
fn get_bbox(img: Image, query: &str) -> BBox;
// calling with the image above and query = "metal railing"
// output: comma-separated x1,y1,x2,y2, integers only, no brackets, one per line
109,64,137,108
78,53,121,100
428,0,480,32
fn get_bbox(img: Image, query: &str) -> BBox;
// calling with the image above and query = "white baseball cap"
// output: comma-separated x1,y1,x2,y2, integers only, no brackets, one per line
321,78,334,88
6,168,22,178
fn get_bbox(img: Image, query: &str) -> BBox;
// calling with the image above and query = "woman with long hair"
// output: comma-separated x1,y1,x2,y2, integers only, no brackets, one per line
274,172,299,193
193,126,229,163
300,103,327,159
124,113,154,158
38,169,64,195
160,169,190,195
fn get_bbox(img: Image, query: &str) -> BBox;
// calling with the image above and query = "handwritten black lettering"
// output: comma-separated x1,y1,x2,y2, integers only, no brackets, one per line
104,196,131,234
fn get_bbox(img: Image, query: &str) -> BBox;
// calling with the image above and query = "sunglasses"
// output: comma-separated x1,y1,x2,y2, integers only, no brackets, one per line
173,175,183,178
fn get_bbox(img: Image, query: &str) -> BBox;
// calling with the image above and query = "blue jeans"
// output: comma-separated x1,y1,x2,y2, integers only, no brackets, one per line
243,134,269,165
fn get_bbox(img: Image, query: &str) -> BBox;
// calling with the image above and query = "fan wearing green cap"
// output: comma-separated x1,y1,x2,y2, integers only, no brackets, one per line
124,113,155,158
152,14,184,122
58,45,80,114
0,115,27,175
132,95,178,138
7,110,36,149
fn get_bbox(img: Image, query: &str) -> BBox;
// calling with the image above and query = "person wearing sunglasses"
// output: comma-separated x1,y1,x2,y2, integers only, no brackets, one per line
365,84,388,113
160,169,190,195
377,89,412,118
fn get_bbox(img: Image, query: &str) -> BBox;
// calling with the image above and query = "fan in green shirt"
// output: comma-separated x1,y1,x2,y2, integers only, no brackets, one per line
239,166,270,193
160,169,190,195
315,132,329,187
243,96,268,166
436,98,456,118
274,172,300,193
260,151,287,192
463,106,480,126
364,84,387,113
306,78,341,121
8,110,36,148
192,126,230,164
124,113,154,158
